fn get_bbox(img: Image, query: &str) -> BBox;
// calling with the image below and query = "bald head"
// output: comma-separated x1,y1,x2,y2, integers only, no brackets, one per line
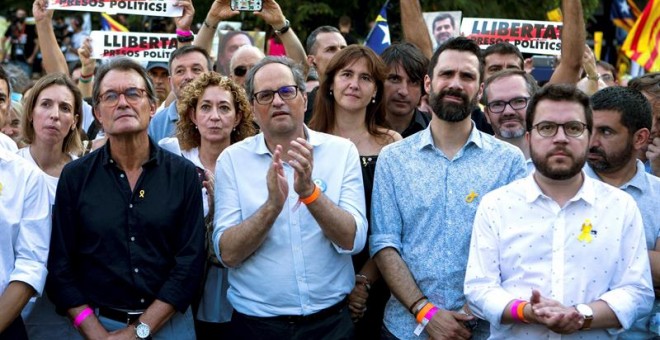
230,45,265,87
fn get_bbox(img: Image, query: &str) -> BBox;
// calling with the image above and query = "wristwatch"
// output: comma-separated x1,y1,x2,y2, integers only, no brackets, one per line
274,19,290,35
135,321,151,339
575,304,593,330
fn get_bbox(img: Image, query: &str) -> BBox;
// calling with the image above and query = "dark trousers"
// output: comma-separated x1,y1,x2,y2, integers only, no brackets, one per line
0,316,28,340
230,306,354,340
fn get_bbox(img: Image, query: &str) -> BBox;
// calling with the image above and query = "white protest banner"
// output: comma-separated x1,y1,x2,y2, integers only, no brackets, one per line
460,18,563,55
48,0,182,17
90,31,178,62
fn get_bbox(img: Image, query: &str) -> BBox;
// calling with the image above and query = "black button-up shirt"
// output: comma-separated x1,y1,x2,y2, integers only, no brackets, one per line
47,139,205,313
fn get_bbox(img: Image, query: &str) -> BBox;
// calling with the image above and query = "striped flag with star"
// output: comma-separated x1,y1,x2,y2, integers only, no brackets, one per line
364,1,390,55
621,0,660,72
611,0,641,32
101,13,129,32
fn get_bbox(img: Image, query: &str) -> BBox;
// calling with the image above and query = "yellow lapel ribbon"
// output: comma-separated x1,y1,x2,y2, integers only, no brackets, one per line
0,181,3,196
577,219,593,243
139,190,145,198
465,190,478,203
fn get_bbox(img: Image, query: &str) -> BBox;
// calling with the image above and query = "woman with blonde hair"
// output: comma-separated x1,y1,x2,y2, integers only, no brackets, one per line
159,71,255,339
309,44,401,338
2,101,26,147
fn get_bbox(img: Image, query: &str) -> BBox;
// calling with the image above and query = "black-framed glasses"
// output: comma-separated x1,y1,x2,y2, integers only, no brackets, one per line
532,121,588,138
99,88,147,106
254,85,299,105
233,65,248,77
486,97,529,114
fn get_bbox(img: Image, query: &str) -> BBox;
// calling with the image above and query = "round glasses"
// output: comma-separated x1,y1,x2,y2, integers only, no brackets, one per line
98,88,147,106
486,97,529,114
532,121,587,138
233,65,248,77
253,85,299,105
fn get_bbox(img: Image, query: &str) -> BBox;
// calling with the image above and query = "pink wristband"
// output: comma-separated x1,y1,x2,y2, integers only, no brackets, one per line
73,307,93,328
424,306,439,321
176,29,193,37
510,300,523,322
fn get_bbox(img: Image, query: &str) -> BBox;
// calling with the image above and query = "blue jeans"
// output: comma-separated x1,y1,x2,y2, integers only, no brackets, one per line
97,307,196,339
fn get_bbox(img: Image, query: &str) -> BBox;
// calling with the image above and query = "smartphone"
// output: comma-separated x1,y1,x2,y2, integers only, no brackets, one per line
230,0,263,11
195,167,206,183
532,55,555,68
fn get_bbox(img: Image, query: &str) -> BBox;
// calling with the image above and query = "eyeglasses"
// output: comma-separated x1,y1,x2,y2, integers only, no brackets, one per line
233,65,248,77
486,97,529,114
253,85,299,105
532,121,588,138
98,88,147,106
599,74,614,82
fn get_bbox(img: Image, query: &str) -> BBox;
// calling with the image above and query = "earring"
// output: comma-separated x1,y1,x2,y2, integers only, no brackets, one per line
194,125,198,129
329,90,333,96
371,97,376,104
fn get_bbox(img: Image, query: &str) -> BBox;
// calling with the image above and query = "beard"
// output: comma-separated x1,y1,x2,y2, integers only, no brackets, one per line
587,141,634,173
429,88,476,123
531,143,587,180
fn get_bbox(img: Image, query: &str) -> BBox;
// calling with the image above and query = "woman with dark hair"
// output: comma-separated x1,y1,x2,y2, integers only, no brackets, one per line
309,44,401,339
18,73,83,339
159,71,256,339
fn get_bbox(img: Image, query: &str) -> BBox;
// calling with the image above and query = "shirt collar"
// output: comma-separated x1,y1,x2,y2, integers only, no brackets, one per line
101,137,161,167
525,171,596,206
417,121,484,151
255,125,319,156
168,100,179,121
584,160,647,193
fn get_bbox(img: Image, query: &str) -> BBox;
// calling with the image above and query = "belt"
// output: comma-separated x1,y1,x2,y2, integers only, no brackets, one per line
241,298,348,324
97,307,144,325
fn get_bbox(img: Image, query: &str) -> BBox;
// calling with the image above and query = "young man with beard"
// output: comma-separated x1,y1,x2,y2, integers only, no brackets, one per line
370,37,527,340
482,69,539,172
465,84,654,338
586,86,660,338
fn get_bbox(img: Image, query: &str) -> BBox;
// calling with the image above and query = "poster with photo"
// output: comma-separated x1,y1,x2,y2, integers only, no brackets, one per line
423,11,462,50
213,30,265,76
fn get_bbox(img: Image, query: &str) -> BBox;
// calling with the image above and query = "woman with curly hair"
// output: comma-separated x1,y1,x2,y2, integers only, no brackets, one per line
159,71,255,339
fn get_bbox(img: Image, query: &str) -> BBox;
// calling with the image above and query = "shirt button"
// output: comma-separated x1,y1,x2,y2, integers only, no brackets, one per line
120,174,125,178
140,298,145,303
134,268,139,273
130,236,135,242
129,204,133,208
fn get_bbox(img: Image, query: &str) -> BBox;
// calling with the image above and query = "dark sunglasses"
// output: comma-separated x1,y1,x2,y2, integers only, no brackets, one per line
233,65,248,77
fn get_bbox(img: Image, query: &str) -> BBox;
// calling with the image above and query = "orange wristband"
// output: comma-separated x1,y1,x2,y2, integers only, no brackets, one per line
517,301,529,323
300,185,321,205
416,302,434,323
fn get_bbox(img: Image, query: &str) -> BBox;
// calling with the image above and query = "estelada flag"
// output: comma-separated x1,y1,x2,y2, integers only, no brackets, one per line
621,0,660,72
101,13,129,32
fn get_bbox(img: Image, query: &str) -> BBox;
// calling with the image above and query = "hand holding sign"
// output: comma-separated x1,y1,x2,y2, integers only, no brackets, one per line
33,0,53,24
207,0,239,24
174,0,195,32
255,0,286,28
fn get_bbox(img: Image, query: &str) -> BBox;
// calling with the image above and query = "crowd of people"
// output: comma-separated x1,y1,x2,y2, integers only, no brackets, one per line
1,0,660,339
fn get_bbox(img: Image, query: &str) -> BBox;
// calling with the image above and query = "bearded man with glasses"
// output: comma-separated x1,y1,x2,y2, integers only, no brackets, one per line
213,56,367,339
465,84,654,338
47,57,205,340
482,69,540,173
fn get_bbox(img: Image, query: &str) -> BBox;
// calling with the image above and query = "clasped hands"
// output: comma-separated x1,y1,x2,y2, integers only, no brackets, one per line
267,138,314,208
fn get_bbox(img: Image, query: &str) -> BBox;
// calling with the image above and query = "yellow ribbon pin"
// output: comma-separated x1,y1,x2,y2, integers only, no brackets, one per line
465,190,478,203
139,190,145,198
0,181,3,196
577,219,593,243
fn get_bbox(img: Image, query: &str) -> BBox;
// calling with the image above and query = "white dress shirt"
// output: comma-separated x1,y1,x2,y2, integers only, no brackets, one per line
0,133,17,152
0,148,51,297
465,173,654,339
213,128,367,317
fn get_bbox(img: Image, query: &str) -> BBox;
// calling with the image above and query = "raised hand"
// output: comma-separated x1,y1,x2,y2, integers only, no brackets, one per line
174,0,195,31
266,145,289,209
287,137,315,198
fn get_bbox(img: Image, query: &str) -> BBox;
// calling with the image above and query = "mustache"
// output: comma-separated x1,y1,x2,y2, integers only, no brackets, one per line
439,88,469,103
588,147,607,158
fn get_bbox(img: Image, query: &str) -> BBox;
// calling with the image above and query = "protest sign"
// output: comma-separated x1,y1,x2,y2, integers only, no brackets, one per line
460,18,563,55
90,31,178,62
48,0,182,17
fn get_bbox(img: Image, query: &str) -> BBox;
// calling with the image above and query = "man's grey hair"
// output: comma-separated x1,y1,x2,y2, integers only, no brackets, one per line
244,57,307,103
